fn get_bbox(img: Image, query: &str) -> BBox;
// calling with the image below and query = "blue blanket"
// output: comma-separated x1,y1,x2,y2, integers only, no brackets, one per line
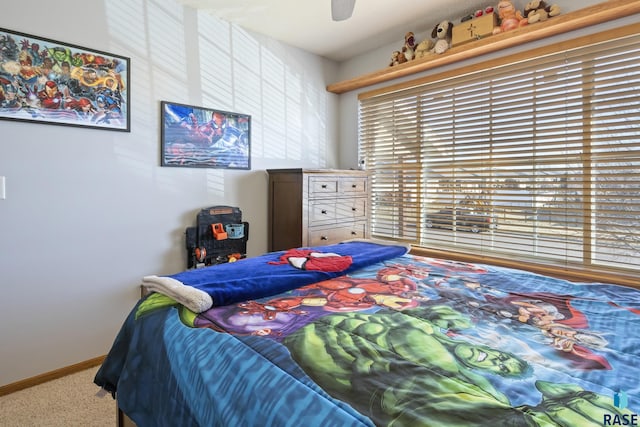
142,240,409,312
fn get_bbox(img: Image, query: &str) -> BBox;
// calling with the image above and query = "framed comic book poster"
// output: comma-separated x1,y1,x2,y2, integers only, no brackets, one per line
161,101,251,170
0,28,130,131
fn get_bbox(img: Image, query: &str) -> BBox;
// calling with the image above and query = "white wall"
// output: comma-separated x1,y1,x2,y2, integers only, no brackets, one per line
0,0,340,386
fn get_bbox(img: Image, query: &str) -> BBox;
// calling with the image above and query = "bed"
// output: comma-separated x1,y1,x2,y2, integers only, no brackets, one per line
95,239,640,426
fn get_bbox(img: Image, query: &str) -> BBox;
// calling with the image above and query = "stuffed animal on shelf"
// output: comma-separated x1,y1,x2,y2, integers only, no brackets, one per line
524,0,560,24
402,32,417,62
389,32,418,66
431,20,454,54
493,0,528,34
414,39,435,59
389,50,407,67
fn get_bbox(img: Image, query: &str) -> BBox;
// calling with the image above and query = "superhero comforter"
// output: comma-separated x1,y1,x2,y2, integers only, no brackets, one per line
95,242,640,426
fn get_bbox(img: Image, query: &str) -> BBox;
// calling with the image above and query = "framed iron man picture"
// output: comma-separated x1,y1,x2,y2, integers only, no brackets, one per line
0,27,130,132
160,101,251,170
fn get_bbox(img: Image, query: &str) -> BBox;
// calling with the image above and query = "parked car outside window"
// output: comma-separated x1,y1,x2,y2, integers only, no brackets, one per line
425,207,497,233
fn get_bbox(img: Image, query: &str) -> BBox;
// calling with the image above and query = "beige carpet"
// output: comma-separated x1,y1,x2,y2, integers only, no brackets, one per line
0,367,115,427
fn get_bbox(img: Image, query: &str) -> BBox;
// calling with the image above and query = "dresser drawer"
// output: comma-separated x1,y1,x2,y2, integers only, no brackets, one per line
339,178,368,194
308,222,368,246
309,177,338,195
309,200,337,224
335,198,367,220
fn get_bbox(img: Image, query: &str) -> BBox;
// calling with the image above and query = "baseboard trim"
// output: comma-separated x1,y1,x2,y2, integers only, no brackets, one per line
0,355,106,397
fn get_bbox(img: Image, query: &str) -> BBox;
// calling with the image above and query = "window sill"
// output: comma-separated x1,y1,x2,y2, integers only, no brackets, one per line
327,0,640,95
409,246,640,289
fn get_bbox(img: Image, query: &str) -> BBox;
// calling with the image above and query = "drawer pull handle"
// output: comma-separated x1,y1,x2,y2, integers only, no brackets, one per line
352,207,357,211
321,236,328,240
321,184,327,189
321,210,327,214
352,184,357,188
351,231,357,235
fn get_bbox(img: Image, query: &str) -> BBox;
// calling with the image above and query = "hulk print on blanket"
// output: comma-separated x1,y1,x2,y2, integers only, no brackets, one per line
283,307,633,426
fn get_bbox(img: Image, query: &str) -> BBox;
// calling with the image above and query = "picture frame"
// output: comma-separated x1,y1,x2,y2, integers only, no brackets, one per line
160,101,251,170
0,28,130,132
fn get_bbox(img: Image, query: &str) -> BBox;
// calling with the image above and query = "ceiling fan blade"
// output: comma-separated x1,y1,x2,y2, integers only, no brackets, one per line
331,0,356,21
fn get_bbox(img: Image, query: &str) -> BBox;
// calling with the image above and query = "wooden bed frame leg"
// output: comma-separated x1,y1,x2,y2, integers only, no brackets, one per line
117,405,137,427
117,405,123,427
117,405,125,427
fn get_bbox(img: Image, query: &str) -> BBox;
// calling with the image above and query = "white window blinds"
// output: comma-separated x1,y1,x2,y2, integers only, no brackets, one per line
359,29,640,277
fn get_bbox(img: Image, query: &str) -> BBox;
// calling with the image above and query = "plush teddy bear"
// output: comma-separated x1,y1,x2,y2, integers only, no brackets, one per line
389,32,419,66
402,32,417,62
524,0,560,24
493,0,528,34
389,50,409,67
431,20,454,54
414,39,435,59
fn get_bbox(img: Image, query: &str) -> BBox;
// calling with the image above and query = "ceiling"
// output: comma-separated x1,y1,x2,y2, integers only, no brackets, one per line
178,0,493,62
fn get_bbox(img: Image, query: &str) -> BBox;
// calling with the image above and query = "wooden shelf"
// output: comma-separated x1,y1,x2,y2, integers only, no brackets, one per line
327,0,640,94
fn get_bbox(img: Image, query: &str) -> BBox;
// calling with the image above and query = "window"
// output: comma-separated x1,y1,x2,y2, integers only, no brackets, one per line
359,28,640,281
